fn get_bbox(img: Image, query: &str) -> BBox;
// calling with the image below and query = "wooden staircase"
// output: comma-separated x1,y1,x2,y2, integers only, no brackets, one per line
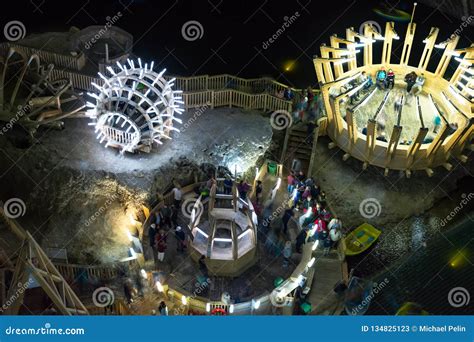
281,123,316,174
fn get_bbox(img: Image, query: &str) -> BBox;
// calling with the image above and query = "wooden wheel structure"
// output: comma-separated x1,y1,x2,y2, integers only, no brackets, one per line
86,59,184,154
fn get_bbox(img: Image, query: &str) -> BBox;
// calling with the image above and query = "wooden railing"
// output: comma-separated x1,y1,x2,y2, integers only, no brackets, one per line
54,257,139,284
0,43,86,71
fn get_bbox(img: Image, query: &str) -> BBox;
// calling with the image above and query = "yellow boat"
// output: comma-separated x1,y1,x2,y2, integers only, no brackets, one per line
396,302,429,315
344,223,381,256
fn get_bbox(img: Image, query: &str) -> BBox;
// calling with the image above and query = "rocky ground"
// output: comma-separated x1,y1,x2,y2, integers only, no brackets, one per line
0,107,274,265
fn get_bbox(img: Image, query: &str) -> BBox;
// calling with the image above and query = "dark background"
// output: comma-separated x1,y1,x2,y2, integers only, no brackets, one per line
1,0,473,87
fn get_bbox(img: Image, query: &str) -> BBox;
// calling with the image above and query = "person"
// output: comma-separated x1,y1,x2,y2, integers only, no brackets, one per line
282,207,294,235
295,228,308,253
386,69,395,89
155,229,167,262
360,71,373,90
255,180,263,204
412,73,425,95
433,115,441,134
284,87,294,101
283,241,292,267
306,87,314,111
205,175,217,191
297,170,305,182
328,216,342,231
170,204,179,228
287,171,296,194
161,205,172,229
394,93,404,113
123,278,134,304
376,131,387,142
348,80,360,104
199,255,208,278
306,120,316,145
148,223,157,260
404,71,417,93
237,180,250,200
175,226,186,252
376,67,387,89
172,185,182,209
223,176,233,195
276,89,285,99
158,301,168,316
154,209,163,228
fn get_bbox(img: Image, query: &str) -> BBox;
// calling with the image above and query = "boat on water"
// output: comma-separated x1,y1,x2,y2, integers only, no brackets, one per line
344,223,381,256
396,302,429,315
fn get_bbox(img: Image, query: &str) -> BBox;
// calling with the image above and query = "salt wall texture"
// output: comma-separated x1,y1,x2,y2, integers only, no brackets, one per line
0,108,273,263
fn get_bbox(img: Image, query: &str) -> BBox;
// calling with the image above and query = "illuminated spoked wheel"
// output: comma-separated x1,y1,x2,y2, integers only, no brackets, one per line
86,59,184,153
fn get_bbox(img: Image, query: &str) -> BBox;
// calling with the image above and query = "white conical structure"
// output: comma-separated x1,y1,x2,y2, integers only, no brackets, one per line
87,59,183,153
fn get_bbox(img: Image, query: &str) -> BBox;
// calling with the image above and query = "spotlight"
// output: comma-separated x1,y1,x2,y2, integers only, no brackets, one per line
156,281,164,292
229,304,235,314
181,295,188,305
312,240,320,251
253,299,261,310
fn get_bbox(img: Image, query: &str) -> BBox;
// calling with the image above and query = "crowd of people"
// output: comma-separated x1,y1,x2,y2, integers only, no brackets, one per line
261,169,343,267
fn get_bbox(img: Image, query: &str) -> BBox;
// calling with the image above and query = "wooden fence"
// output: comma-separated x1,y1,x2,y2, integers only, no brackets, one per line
0,42,86,71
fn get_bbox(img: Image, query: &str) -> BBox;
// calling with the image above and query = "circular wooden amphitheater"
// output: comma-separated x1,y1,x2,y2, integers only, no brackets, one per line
314,18,473,177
